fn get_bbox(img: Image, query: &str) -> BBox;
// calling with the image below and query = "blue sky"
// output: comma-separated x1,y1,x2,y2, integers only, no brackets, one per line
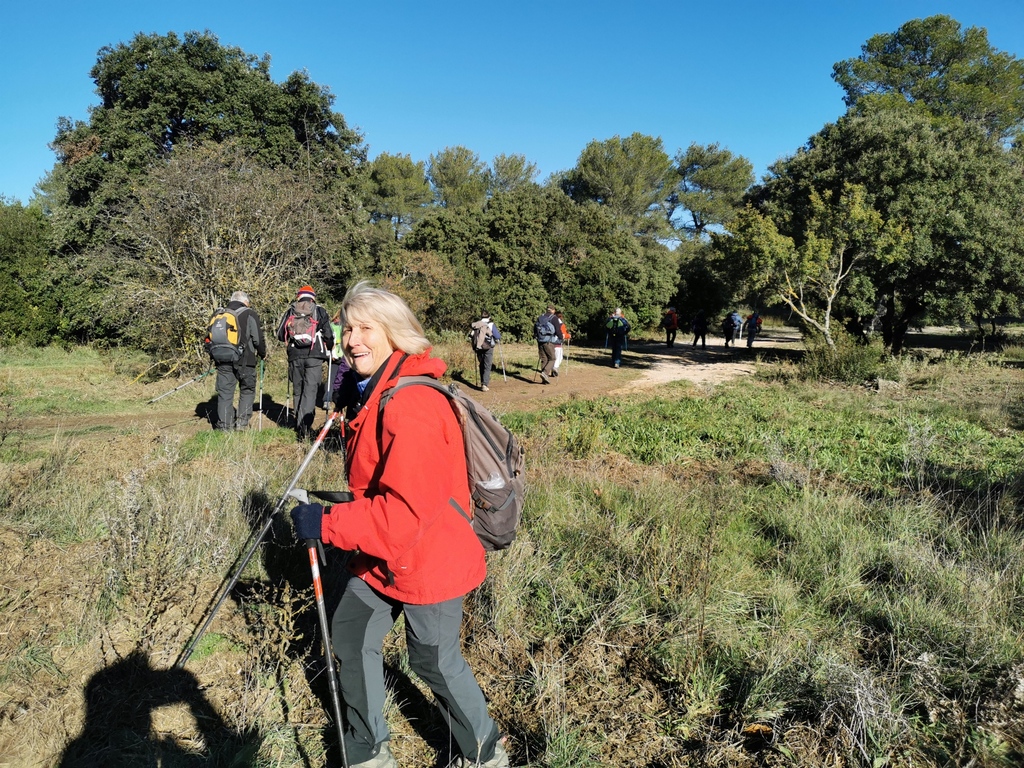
3,0,1024,204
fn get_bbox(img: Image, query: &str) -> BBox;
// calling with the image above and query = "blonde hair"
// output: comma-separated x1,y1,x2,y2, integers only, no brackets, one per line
340,281,430,355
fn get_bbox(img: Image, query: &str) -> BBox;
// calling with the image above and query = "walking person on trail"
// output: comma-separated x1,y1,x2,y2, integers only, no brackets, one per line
470,310,501,391
275,285,334,440
691,309,708,349
661,306,679,347
722,310,742,347
743,311,762,348
605,307,631,368
205,290,266,431
553,311,570,375
289,281,514,768
534,304,560,384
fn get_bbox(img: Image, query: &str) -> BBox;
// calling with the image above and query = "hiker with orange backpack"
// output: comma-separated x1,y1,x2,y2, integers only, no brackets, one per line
276,285,334,440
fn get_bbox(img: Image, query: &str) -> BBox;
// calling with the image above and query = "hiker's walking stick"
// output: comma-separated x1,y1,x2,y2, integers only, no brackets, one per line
258,359,264,431
147,367,214,404
175,411,339,668
306,534,350,768
498,341,507,382
285,369,292,426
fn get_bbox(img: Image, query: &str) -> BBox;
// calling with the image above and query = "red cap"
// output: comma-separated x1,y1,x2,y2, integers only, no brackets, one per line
296,285,316,300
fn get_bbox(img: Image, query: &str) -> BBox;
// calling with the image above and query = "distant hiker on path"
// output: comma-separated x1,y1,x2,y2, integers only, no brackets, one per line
743,312,762,348
289,281,513,768
722,311,742,347
605,308,631,368
534,305,560,384
276,285,334,440
691,309,708,349
204,290,266,431
470,310,501,391
553,311,570,375
661,307,679,347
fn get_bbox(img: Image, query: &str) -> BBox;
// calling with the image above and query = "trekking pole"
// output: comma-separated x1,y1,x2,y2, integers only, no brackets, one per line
175,411,339,669
285,371,292,426
305,531,350,768
147,367,214,404
325,359,333,412
258,360,264,431
498,341,507,382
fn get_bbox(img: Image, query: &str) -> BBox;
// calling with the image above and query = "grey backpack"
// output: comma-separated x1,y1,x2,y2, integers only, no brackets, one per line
380,377,525,551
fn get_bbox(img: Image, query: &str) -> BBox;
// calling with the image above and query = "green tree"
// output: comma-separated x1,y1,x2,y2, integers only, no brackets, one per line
562,133,673,232
360,153,432,240
832,14,1024,142
749,104,1024,353
488,153,539,195
406,186,676,338
721,186,906,347
666,143,754,239
45,30,364,253
428,146,489,208
0,200,57,345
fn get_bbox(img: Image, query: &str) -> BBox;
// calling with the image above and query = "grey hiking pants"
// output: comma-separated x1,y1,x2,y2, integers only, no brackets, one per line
288,358,323,432
332,576,501,764
215,362,257,430
476,347,495,387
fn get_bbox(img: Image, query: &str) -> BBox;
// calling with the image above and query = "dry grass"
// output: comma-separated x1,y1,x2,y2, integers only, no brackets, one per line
1,340,1023,767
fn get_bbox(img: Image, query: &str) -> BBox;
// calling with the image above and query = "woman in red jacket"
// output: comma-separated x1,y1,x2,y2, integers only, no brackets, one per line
290,281,511,768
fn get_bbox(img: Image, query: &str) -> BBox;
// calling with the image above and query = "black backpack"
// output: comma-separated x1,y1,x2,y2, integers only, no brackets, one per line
205,307,245,363
380,377,525,551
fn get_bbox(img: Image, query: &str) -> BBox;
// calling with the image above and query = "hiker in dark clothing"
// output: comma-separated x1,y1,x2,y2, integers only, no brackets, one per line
605,308,631,368
275,285,334,439
534,305,560,384
722,311,742,347
209,291,266,431
470,310,502,391
691,309,708,349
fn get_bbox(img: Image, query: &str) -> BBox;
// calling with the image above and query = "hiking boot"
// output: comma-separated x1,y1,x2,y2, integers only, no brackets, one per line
551,369,559,377
351,741,398,768
481,385,489,391
451,740,511,767
539,372,551,384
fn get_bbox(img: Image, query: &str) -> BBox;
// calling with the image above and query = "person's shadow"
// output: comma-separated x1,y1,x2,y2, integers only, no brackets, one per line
59,650,260,767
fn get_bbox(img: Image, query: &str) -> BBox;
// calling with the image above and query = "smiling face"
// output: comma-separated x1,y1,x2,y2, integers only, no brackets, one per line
342,312,395,378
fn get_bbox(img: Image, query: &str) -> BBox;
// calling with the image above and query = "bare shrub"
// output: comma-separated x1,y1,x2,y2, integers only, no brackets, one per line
110,141,364,371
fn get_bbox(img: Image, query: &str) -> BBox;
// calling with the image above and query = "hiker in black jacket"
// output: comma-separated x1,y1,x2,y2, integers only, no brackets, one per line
210,291,266,431
275,285,334,440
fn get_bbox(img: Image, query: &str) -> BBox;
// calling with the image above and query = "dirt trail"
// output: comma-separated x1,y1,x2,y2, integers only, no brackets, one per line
473,326,803,410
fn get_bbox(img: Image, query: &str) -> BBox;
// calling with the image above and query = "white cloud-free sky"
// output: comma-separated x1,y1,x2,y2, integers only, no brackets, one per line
3,0,1024,204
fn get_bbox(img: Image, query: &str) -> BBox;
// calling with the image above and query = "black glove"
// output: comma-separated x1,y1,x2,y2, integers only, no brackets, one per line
291,503,326,541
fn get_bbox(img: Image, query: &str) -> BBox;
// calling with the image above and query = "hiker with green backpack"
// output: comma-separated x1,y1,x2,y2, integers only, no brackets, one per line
275,285,334,440
289,281,517,768
204,290,266,431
